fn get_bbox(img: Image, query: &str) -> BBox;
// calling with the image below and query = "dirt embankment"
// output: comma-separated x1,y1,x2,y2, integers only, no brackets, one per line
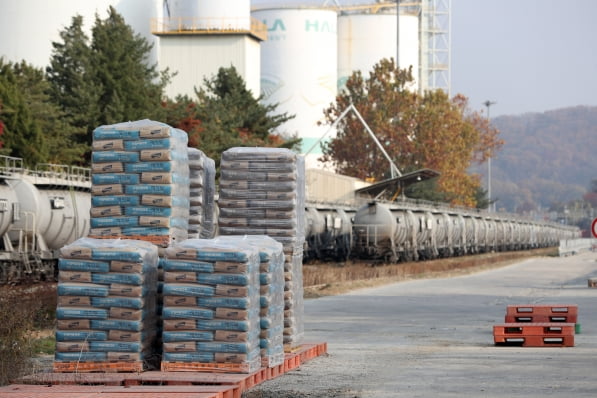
302,248,557,298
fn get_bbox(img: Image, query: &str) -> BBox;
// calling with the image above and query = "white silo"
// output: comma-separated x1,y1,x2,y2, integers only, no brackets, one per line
166,0,251,30
252,6,338,170
337,8,419,91
0,0,162,68
157,0,263,99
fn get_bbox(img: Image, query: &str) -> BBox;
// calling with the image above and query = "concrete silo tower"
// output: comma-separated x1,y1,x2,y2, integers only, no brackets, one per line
252,6,338,169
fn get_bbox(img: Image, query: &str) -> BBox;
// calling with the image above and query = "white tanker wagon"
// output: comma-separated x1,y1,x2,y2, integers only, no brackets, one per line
0,156,91,284
350,200,581,264
0,154,580,283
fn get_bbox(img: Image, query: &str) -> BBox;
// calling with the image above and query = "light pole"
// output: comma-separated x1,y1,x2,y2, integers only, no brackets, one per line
483,100,496,212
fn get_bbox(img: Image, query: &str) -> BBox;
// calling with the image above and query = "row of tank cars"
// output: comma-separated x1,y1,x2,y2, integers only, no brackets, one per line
0,156,580,283
304,200,580,264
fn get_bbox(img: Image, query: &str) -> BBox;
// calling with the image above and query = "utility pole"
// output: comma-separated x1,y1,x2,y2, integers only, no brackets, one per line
483,100,496,212
396,0,400,68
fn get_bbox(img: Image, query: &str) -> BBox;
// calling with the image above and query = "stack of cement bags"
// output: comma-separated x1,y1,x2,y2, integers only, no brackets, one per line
54,238,159,371
89,119,190,247
217,147,305,351
187,148,216,239
218,235,285,367
160,238,261,373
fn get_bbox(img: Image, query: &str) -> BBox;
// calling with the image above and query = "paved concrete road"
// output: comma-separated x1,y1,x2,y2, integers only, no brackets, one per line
247,251,597,397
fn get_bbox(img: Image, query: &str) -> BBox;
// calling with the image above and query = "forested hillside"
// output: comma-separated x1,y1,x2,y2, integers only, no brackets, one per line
484,106,597,212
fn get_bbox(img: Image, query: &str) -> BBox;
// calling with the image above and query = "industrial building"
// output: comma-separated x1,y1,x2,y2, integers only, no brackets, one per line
0,0,450,192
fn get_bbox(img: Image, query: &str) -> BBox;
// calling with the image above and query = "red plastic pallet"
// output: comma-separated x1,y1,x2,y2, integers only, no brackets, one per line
505,304,578,323
13,343,328,398
52,360,146,373
494,334,575,347
493,322,576,337
0,384,229,398
504,314,577,323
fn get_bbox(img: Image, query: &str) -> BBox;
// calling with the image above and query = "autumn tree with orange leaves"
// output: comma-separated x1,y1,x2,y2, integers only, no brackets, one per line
320,58,502,207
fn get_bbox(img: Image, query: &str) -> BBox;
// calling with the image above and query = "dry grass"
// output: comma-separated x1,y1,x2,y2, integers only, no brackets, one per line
0,284,57,386
303,248,557,298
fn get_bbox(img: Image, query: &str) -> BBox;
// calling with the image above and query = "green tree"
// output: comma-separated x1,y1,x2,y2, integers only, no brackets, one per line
0,60,47,165
46,15,100,147
15,61,88,165
91,7,170,128
321,58,502,207
194,66,298,166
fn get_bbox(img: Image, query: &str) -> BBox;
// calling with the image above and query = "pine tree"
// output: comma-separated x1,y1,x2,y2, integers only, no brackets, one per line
14,61,87,165
90,6,170,127
46,15,99,147
194,66,298,167
0,60,46,166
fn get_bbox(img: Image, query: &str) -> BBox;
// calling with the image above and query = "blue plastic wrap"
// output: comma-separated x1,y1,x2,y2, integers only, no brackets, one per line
162,306,214,320
163,352,214,362
197,341,256,354
91,319,144,332
162,331,214,342
55,352,107,362
89,341,142,352
93,129,140,141
57,283,109,297
56,330,108,342
161,259,214,273
90,296,145,309
92,151,139,163
91,195,140,207
197,297,251,310
125,184,175,195
58,259,110,273
56,307,108,320
92,173,140,185
162,283,215,297
196,319,251,332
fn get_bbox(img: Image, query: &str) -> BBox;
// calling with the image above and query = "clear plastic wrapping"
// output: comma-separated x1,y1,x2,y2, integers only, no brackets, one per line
161,238,261,373
54,238,159,369
216,235,284,368
186,148,216,239
217,147,305,351
90,120,190,247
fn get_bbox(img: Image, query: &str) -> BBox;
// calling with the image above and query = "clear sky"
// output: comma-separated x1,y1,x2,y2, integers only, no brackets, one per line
451,0,597,116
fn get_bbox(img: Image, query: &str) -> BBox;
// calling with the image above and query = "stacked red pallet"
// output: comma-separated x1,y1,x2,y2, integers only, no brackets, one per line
493,304,578,347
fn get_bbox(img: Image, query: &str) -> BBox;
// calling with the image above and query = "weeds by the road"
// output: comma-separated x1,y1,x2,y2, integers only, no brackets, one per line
0,284,56,386
303,248,557,298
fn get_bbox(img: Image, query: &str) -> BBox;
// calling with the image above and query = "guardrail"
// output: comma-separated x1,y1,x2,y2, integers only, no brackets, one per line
559,238,595,256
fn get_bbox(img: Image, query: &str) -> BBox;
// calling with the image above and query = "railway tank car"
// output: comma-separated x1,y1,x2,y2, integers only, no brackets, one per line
303,205,355,262
350,200,580,264
0,157,91,284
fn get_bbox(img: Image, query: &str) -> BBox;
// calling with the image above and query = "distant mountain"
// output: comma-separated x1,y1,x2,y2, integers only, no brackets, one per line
478,106,597,212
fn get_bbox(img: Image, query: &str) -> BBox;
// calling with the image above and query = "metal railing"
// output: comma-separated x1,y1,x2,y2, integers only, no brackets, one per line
0,155,90,187
151,17,267,41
